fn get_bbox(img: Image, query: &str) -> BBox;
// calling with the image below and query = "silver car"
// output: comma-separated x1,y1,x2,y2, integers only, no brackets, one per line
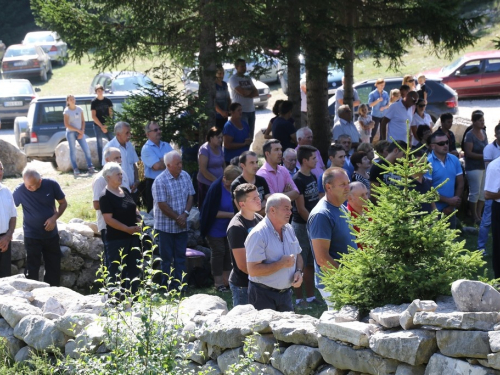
0,79,40,129
22,31,68,65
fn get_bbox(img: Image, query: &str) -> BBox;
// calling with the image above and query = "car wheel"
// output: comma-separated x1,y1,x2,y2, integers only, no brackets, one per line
48,61,53,75
40,68,48,82
59,58,66,66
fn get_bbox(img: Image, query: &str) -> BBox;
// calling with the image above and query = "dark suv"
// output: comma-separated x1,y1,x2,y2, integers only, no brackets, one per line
14,95,128,165
328,77,459,122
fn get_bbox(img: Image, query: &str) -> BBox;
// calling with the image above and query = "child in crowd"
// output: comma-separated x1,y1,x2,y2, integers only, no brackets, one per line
389,89,401,106
417,75,428,100
356,104,374,144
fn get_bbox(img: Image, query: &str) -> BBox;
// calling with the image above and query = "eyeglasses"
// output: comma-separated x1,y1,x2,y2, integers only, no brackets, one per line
432,141,449,146
148,128,161,133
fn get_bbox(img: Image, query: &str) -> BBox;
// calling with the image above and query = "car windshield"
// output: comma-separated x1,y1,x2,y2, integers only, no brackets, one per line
111,75,153,91
442,57,465,74
25,33,55,43
5,46,37,57
0,82,34,96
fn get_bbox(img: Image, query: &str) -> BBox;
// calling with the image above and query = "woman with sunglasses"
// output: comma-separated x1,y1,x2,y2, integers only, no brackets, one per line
410,99,434,146
402,75,417,91
464,110,488,224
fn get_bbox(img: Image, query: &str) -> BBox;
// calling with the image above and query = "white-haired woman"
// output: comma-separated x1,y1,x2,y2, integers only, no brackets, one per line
99,162,142,293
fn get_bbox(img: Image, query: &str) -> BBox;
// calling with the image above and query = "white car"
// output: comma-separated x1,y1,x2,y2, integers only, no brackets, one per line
22,31,68,65
182,64,271,109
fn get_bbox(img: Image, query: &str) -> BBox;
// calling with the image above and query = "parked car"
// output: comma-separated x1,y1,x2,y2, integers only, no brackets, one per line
182,64,272,109
0,79,40,129
421,50,500,98
22,31,68,65
89,71,154,95
0,40,5,60
245,55,281,84
328,77,458,122
14,95,128,167
1,44,52,81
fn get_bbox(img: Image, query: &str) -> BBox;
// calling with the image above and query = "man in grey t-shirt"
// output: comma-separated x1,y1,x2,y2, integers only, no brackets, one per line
228,59,259,139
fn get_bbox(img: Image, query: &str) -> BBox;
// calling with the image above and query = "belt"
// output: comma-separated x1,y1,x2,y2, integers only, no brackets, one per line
251,281,291,294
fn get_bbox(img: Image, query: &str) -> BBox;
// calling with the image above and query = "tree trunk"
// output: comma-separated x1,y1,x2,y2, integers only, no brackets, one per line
285,4,302,129
198,0,217,145
342,6,355,112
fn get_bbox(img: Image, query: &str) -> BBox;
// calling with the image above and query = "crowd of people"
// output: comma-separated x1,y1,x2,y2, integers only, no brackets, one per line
0,62,499,314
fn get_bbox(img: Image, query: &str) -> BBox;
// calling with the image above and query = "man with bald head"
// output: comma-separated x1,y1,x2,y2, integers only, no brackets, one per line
347,181,369,250
13,167,67,286
152,151,195,289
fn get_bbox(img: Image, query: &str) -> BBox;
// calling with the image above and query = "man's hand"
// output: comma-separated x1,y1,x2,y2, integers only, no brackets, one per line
176,212,188,228
442,206,454,216
44,216,58,232
448,196,461,207
127,225,141,235
279,254,295,268
77,132,83,140
244,138,253,146
291,271,303,288
101,126,108,134
0,235,11,252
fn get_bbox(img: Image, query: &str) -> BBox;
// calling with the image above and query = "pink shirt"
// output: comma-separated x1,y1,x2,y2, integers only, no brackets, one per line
257,161,299,194
295,148,325,180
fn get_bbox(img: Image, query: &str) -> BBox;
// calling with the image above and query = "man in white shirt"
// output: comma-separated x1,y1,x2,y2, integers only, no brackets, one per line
0,161,17,277
485,156,500,278
380,91,418,143
228,59,259,139
332,105,361,148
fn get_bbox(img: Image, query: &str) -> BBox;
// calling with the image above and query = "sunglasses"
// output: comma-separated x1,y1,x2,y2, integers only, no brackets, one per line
433,140,449,146
418,104,426,108
148,128,161,133
408,79,415,82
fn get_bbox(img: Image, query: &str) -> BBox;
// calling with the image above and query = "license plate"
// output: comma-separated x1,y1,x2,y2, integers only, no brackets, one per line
253,97,260,103
4,101,23,107
14,61,28,66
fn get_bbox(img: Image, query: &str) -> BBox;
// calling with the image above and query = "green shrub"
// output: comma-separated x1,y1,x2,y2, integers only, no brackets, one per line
321,142,485,313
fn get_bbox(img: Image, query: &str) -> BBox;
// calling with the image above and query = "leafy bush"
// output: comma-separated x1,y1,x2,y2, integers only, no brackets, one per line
321,142,485,313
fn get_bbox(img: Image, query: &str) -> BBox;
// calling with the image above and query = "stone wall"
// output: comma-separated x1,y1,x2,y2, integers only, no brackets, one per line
1,278,500,374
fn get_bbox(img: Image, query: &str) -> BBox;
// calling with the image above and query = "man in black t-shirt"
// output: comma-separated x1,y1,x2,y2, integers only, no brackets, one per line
292,145,321,309
91,84,114,167
227,183,263,306
369,141,407,200
231,151,270,215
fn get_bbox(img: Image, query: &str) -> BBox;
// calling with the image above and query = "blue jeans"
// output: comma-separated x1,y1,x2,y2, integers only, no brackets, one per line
478,200,493,249
158,231,188,290
242,111,256,139
93,124,112,167
66,131,93,170
229,283,248,307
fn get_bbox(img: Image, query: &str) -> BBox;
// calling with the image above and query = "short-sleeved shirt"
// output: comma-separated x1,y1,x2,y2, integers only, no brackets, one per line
152,169,195,233
409,177,433,214
141,140,173,180
332,119,361,143
0,184,17,234
231,175,270,212
103,138,139,188
197,142,224,186
410,112,433,146
222,121,250,163
368,89,389,118
63,106,84,131
295,148,325,180
272,117,296,151
12,179,65,239
257,162,299,195
334,86,360,123
227,213,263,287
352,172,370,191
292,171,319,224
208,180,233,237
485,157,500,203
99,189,137,241
307,199,358,289
90,97,113,126
245,216,302,290
464,131,488,171
384,100,414,142
215,81,230,119
483,141,500,163
369,159,400,186
228,74,255,113
425,151,463,212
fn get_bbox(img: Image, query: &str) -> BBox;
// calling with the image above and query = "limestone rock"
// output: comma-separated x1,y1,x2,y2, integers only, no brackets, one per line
490,331,500,353
60,253,85,272
66,222,95,239
14,346,35,363
315,365,349,375
11,290,35,302
13,315,67,351
43,296,66,319
436,330,490,359
74,321,106,353
369,303,409,328
208,343,224,360
369,329,437,366
271,345,323,375
216,346,243,374
0,299,43,327
424,353,499,375
9,278,49,292
0,319,25,357
201,359,223,375
400,300,438,330
246,362,284,374
65,340,79,359
318,306,360,326
413,311,500,331
185,340,208,365
83,221,99,235
179,294,228,325
0,283,16,295
76,261,101,288
395,363,426,375
31,286,83,311
0,139,27,177
243,333,275,364
60,272,78,288
318,336,398,375
452,280,500,313
55,137,105,171
270,316,320,347
317,321,378,347
226,304,256,317
479,353,500,371
9,240,26,261
54,313,97,337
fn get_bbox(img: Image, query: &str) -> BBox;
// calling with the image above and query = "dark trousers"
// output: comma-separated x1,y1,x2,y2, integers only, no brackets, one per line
106,236,142,294
0,233,11,278
100,229,109,270
158,231,187,290
248,281,293,312
24,236,61,286
197,181,210,210
145,178,155,213
492,201,500,278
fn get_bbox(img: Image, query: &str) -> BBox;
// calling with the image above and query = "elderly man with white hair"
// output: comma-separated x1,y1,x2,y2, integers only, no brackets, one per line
282,148,299,178
12,166,67,286
152,150,195,290
244,193,303,312
102,121,140,196
295,127,326,179
332,105,360,148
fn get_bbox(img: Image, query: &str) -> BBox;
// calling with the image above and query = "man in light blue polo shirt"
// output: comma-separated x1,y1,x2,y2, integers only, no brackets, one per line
141,121,173,213
380,91,418,143
425,131,464,229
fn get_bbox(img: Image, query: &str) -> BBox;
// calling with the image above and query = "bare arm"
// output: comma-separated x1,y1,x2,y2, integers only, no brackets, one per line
199,154,218,182
311,239,339,269
215,210,234,219
485,190,500,200
283,189,299,201
102,213,140,235
247,254,295,277
263,121,273,139
91,110,103,127
295,195,310,222
64,114,83,133
232,248,248,274
152,159,166,171
44,198,68,232
93,201,100,210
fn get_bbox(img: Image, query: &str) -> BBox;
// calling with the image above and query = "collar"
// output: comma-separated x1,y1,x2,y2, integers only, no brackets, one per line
347,203,358,217
263,161,279,173
429,151,449,164
264,216,288,239
145,139,162,147
339,118,354,126
164,169,180,180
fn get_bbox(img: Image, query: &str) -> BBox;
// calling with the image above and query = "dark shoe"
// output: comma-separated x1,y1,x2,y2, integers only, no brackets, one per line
215,285,229,293
308,298,325,307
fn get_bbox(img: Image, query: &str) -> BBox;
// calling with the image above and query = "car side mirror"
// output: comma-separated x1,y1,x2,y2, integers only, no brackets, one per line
455,70,461,76
35,88,41,92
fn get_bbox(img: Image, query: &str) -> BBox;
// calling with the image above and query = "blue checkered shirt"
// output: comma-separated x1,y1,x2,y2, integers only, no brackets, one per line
152,169,195,233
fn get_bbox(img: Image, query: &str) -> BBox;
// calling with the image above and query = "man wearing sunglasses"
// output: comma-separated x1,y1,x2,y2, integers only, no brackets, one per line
141,121,173,213
425,131,464,229
380,91,418,143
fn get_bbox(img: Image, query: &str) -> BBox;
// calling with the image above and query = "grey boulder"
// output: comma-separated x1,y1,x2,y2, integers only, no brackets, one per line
451,279,500,313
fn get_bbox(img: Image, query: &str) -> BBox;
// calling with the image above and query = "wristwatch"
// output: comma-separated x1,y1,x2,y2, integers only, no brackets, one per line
296,269,303,275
